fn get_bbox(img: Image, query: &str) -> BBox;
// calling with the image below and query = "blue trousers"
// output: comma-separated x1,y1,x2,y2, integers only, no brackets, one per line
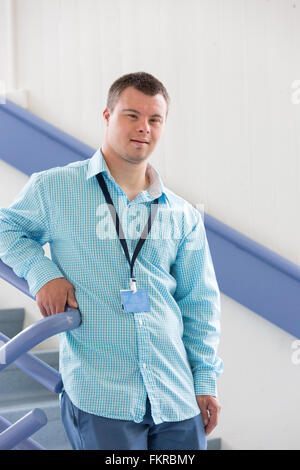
60,390,207,450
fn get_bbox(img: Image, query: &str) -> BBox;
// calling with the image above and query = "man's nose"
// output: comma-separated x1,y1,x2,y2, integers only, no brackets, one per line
137,119,150,134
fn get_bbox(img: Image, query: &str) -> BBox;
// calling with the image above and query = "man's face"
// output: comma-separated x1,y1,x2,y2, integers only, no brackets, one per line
102,86,167,164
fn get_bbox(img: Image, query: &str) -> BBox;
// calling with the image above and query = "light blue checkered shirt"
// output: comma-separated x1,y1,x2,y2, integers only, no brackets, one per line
0,148,223,424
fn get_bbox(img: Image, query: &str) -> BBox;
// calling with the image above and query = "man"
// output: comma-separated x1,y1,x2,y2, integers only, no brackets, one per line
0,72,223,450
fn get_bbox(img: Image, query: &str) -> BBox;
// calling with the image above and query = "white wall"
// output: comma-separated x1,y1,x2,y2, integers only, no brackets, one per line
0,0,299,265
1,0,300,449
217,294,300,450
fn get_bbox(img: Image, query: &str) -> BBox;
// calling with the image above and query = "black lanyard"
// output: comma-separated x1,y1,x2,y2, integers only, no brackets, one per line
96,173,159,283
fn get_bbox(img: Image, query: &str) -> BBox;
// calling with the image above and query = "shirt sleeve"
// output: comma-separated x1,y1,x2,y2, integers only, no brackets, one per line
0,171,64,297
170,206,223,397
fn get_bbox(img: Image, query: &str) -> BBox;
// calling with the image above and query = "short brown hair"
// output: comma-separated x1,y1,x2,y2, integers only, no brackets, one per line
106,71,170,119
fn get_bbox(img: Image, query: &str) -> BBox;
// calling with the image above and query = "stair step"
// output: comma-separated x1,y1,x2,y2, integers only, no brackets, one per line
0,308,25,339
207,437,221,450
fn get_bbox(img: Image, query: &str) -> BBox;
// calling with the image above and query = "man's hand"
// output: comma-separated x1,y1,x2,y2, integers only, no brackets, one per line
36,278,79,317
196,395,221,436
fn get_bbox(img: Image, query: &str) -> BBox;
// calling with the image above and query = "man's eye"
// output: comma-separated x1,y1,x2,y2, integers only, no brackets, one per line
127,114,160,123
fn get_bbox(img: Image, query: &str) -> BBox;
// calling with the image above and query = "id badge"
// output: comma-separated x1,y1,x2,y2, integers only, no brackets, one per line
120,289,151,313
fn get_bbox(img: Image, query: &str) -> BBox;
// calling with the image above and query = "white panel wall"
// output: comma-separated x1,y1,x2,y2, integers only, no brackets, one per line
1,0,300,449
217,294,300,450
2,0,298,265
0,0,12,91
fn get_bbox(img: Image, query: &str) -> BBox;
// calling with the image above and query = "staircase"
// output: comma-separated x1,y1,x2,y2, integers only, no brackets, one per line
0,308,71,450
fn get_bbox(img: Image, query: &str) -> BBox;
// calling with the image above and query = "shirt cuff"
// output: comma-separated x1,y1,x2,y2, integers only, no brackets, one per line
26,257,65,297
193,369,218,397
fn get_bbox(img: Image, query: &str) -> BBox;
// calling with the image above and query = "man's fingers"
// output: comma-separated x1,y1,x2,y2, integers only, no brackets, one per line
196,396,221,436
38,297,66,316
204,403,221,435
199,406,210,427
35,278,78,318
67,288,78,308
54,303,67,314
39,304,49,318
204,409,218,435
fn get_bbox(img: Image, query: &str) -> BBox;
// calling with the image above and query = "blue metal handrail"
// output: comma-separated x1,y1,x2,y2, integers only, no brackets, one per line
0,409,47,450
0,415,45,450
0,259,81,449
0,307,81,373
0,331,63,394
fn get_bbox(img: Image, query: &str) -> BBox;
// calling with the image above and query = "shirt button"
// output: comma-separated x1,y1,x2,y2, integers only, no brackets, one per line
139,319,143,325
143,363,147,369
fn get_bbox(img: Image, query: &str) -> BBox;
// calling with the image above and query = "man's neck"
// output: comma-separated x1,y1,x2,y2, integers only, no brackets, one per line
100,147,150,194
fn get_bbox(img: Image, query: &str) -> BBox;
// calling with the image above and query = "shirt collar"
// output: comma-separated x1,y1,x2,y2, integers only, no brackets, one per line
86,147,169,203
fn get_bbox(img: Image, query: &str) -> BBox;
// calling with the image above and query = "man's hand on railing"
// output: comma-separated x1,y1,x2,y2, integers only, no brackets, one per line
36,278,79,317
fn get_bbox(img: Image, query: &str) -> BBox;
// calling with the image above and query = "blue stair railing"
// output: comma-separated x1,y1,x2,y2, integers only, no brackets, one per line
0,414,45,450
0,409,48,451
0,259,81,450
0,331,63,393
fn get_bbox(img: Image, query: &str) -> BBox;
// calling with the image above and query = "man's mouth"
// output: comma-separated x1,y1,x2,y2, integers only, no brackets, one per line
130,139,149,145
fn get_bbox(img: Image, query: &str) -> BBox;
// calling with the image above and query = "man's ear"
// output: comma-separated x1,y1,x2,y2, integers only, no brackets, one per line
103,107,110,125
